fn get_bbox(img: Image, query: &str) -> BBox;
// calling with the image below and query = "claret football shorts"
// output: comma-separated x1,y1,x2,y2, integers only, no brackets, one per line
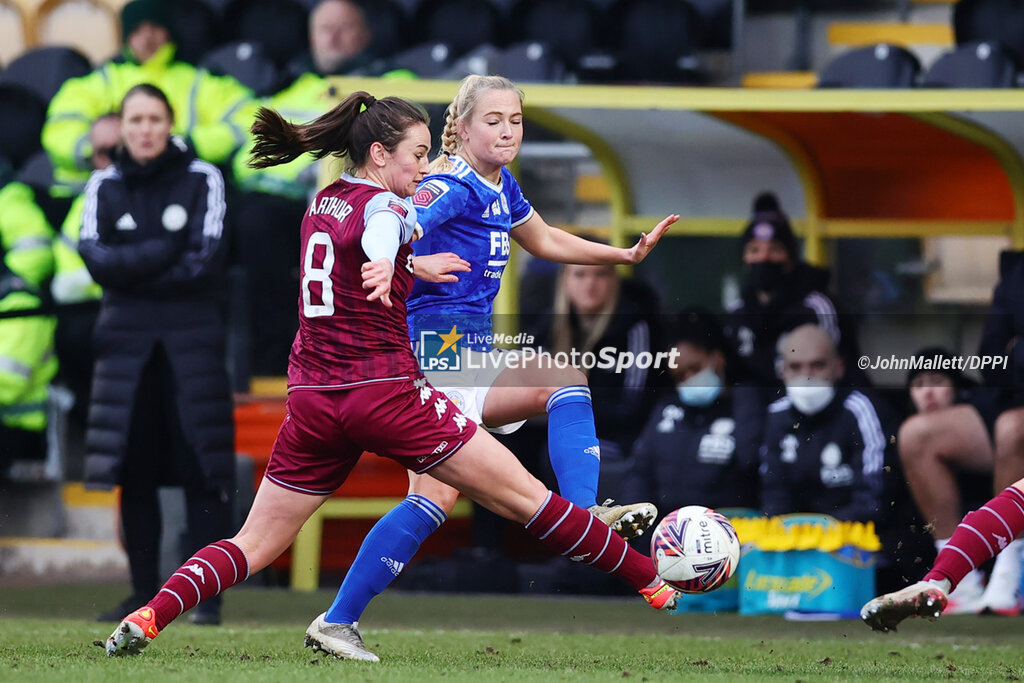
425,348,526,436
265,377,479,495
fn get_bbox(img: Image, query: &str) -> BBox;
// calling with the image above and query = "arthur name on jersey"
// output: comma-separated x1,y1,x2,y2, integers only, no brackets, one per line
308,195,354,222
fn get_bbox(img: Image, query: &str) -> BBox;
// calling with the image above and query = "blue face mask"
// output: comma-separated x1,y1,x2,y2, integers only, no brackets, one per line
676,367,722,407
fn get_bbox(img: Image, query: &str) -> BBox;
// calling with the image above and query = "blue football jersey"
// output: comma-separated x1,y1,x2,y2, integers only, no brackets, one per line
408,155,534,350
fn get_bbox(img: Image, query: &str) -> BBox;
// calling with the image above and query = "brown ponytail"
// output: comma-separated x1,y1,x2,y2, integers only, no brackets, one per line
248,91,427,172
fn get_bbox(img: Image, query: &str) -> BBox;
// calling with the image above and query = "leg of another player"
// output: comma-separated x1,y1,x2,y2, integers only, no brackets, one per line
107,479,327,654
325,472,458,625
862,478,1024,632
484,361,657,538
982,408,1024,612
897,406,993,611
898,405,994,540
427,427,672,607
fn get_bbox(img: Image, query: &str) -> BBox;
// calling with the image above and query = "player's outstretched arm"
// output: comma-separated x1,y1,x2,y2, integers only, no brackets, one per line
512,212,680,266
412,252,471,283
361,258,395,308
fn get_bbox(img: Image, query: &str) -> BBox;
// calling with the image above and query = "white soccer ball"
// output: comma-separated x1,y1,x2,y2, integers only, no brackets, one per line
650,505,740,594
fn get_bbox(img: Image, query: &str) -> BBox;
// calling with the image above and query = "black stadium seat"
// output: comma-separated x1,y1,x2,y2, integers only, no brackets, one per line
415,0,502,56
384,42,455,79
688,0,734,50
357,0,408,59
169,0,221,66
514,0,602,66
922,41,1018,88
818,43,921,88
610,0,702,83
0,84,46,170
201,41,283,97
494,42,566,83
954,0,1024,65
2,46,90,105
223,0,309,68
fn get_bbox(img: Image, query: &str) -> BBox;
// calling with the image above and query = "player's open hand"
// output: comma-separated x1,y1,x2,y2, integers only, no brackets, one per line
361,258,395,308
412,252,471,283
624,214,680,264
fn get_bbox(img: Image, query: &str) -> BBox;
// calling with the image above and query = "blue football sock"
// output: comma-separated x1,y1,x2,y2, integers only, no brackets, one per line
546,385,600,509
325,494,446,624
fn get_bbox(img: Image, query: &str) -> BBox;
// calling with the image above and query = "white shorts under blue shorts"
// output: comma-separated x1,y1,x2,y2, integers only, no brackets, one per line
424,347,526,435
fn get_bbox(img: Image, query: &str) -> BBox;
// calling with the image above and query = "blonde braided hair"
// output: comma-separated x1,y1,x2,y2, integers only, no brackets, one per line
429,74,524,174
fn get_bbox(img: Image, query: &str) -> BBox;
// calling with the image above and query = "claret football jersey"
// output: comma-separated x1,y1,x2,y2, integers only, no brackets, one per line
408,155,534,350
288,174,422,389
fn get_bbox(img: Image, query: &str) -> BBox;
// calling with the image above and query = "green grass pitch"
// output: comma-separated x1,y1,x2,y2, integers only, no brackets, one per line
1,583,1023,681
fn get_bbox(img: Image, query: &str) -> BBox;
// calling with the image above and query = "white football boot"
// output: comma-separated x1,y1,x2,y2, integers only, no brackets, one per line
861,580,949,632
304,612,379,662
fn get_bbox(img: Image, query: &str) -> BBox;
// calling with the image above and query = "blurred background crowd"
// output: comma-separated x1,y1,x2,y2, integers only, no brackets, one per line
1,0,1023,619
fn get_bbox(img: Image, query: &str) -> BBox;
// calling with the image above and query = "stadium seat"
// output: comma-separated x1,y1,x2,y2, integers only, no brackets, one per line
415,0,502,56
689,0,734,50
817,43,921,88
358,0,408,59
609,0,703,83
223,0,309,68
168,0,220,66
0,0,29,67
954,0,1024,64
201,41,283,97
443,43,502,80
493,42,567,83
384,41,454,79
35,0,119,64
921,41,1019,88
1,46,91,105
513,0,602,67
0,83,46,170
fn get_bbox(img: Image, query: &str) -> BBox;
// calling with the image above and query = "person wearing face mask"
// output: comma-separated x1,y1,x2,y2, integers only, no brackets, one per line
622,308,762,514
759,323,888,524
724,193,846,401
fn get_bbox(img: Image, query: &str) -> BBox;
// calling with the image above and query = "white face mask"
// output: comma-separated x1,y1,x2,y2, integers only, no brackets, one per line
786,378,835,415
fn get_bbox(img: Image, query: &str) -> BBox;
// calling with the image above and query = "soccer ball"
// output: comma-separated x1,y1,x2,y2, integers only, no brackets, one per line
650,505,740,594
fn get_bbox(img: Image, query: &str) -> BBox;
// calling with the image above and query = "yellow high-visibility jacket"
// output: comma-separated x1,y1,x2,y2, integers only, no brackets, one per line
43,43,257,186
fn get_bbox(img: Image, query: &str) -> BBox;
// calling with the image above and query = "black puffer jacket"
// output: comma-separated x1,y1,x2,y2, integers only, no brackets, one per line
78,137,234,489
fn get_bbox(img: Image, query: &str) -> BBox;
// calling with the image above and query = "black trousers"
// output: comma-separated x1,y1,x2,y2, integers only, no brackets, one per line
119,346,233,602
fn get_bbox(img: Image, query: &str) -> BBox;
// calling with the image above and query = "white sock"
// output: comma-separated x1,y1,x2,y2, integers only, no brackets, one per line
990,538,1024,579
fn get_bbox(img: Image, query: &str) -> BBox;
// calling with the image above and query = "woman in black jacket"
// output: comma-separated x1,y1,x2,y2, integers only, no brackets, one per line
79,84,235,625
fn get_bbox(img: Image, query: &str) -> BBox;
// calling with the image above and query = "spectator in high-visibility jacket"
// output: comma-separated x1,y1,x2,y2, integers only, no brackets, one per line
0,180,55,290
42,0,256,192
50,115,118,436
0,254,57,479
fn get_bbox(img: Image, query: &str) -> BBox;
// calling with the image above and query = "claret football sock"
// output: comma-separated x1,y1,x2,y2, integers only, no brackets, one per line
147,539,249,630
525,491,658,590
925,486,1024,591
546,386,600,509
326,494,447,624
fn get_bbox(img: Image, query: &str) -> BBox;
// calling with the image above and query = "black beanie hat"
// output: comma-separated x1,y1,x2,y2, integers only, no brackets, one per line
740,192,799,259
121,0,172,43
905,346,967,389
